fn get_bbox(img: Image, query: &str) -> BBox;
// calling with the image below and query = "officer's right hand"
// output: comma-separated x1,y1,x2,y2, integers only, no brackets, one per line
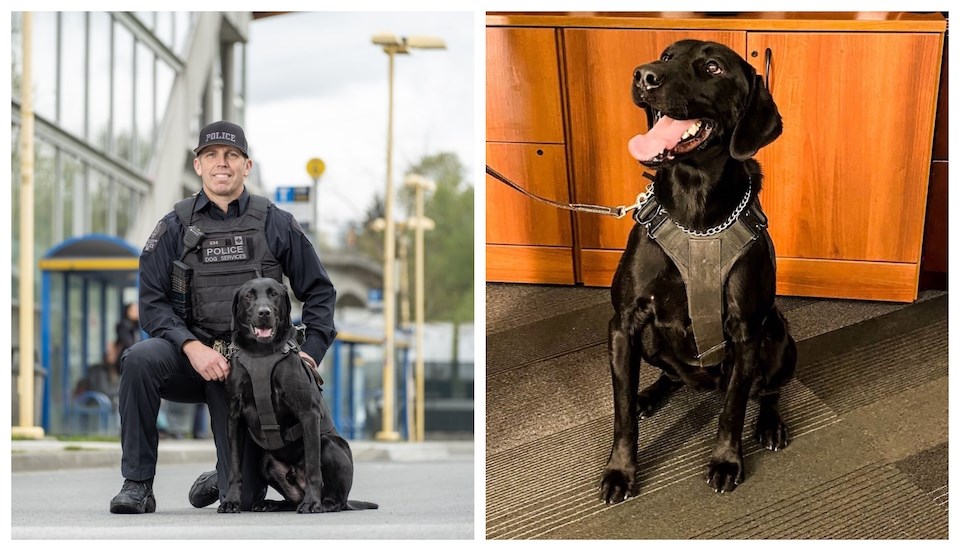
182,340,230,382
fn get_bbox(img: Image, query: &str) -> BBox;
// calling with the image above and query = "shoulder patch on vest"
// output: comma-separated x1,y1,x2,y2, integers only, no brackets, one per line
143,220,167,255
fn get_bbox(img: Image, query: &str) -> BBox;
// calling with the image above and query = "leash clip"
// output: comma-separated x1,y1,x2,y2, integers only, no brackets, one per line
617,183,656,219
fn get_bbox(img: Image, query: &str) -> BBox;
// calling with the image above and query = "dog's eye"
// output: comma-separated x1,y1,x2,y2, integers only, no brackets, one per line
660,52,673,62
705,61,723,75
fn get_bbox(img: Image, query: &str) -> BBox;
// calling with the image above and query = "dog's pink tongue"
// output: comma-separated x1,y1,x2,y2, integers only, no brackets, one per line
628,116,694,161
255,327,272,338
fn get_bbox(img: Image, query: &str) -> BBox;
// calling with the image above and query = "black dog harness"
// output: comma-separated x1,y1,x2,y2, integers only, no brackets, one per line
231,337,330,450
633,181,771,367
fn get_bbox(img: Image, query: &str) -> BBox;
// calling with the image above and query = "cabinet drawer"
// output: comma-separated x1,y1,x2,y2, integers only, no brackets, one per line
486,142,572,247
486,27,565,143
486,245,575,284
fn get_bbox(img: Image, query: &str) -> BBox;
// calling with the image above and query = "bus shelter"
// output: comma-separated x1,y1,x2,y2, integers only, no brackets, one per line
39,234,140,435
327,327,412,440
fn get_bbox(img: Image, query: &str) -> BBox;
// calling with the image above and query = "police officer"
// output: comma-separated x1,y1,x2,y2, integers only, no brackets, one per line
109,121,337,514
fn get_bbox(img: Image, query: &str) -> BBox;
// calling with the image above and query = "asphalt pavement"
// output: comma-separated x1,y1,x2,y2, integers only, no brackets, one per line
10,439,474,539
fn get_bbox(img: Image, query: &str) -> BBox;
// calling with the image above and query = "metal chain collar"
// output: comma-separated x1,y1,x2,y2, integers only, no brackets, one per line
656,177,753,237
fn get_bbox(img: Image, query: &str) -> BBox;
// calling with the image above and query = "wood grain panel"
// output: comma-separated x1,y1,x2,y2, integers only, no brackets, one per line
486,27,565,143
487,13,946,33
920,161,947,273
581,249,919,302
776,258,919,302
564,29,747,250
749,32,942,264
487,245,575,284
486,142,573,247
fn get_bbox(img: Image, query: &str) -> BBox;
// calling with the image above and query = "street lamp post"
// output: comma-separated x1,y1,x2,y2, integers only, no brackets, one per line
404,174,435,442
371,32,445,442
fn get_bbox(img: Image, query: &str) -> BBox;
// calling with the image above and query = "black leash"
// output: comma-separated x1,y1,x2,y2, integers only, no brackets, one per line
485,165,656,219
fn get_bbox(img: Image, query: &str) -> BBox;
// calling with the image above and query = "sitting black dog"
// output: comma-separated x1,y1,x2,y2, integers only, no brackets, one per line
218,277,377,513
599,40,797,501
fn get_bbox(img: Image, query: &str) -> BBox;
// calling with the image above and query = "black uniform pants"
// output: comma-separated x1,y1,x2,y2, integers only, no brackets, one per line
118,337,267,509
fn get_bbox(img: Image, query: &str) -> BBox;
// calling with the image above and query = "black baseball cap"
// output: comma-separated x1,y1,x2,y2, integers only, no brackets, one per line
194,120,248,157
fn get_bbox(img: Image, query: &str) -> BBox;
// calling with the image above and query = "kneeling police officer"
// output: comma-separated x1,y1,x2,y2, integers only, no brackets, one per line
109,121,337,513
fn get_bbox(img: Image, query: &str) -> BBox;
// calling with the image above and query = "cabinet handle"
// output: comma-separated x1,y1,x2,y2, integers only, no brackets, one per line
764,47,772,89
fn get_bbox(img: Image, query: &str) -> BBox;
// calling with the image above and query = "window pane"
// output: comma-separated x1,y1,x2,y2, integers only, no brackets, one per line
115,184,138,240
90,169,111,234
12,12,23,99
59,12,86,137
32,12,58,121
33,139,57,258
135,12,155,31
233,42,245,124
135,41,154,169
113,20,134,162
174,12,192,56
61,153,84,240
156,60,175,130
155,12,174,50
88,12,111,148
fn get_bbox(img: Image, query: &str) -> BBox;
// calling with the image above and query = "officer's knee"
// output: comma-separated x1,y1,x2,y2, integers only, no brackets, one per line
119,338,172,380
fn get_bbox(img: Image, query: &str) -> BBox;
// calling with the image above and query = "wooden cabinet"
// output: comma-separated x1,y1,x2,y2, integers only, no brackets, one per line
486,13,947,302
486,27,574,284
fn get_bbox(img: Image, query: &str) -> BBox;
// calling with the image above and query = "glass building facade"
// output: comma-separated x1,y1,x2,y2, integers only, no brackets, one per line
11,11,251,433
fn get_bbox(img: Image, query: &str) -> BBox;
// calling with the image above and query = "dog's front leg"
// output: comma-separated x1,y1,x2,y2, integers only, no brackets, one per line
600,317,640,503
706,339,757,493
218,394,244,513
296,414,325,513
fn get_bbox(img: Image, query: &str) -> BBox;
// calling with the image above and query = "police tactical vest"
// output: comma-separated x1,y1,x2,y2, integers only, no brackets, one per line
174,194,282,338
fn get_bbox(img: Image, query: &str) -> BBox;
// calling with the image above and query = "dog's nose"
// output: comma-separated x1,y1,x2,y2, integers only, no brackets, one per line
635,66,664,91
257,306,271,319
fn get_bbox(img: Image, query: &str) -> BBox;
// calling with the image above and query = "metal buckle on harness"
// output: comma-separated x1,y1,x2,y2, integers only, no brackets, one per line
634,198,661,226
213,339,231,359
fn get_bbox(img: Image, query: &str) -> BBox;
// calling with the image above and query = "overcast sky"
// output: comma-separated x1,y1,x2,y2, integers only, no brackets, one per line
244,11,475,242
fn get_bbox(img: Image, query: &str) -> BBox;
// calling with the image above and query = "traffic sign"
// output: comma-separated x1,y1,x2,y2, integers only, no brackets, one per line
306,158,326,180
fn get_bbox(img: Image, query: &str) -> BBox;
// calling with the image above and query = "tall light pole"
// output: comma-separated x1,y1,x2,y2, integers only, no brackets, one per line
404,174,435,442
371,32,445,442
15,12,43,440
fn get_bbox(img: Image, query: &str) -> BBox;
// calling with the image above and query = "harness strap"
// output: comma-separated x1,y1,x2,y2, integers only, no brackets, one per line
245,352,289,450
236,341,306,451
644,197,768,367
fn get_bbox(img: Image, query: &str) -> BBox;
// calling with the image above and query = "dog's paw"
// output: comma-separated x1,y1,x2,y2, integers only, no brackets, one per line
706,454,744,493
217,501,241,513
297,500,323,514
755,413,790,451
637,393,662,419
599,467,638,504
252,499,278,512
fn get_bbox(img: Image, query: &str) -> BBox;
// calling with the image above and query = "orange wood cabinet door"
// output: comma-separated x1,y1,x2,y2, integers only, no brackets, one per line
749,32,941,264
486,27,565,143
486,143,572,247
563,29,747,285
485,143,575,284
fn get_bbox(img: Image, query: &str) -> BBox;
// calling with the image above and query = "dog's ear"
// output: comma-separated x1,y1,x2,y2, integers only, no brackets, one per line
282,285,292,325
729,74,783,161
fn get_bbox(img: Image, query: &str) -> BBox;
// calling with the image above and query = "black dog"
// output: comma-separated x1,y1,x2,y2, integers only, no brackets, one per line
599,40,797,501
218,277,377,513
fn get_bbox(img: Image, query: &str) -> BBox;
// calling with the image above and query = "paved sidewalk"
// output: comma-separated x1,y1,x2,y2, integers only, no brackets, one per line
11,438,474,472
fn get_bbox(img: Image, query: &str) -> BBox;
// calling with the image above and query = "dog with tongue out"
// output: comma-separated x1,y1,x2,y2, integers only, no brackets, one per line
599,39,796,501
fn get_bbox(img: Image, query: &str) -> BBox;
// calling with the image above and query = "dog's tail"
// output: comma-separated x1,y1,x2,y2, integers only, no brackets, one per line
345,500,379,510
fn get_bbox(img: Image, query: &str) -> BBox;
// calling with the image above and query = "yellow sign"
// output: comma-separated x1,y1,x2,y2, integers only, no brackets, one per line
306,158,326,180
